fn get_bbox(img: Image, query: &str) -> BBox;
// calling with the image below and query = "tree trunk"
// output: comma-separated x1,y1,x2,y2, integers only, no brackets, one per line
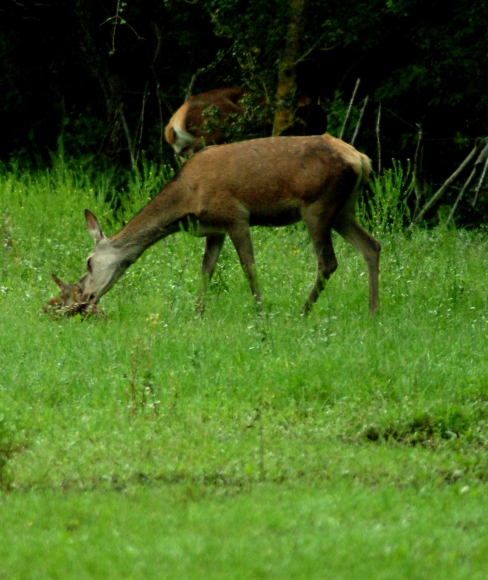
272,0,305,136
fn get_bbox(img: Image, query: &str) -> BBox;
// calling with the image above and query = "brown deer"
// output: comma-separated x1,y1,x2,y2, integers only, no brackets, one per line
165,88,327,160
165,88,246,160
77,134,380,315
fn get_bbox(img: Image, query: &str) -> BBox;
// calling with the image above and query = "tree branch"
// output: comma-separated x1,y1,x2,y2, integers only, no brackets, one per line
444,165,479,227
412,124,423,221
119,104,136,169
350,94,368,146
472,140,488,206
409,139,481,228
375,101,382,175
286,33,330,69
100,0,145,54
339,78,360,141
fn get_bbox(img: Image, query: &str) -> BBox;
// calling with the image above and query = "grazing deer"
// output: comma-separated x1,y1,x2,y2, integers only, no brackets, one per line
78,134,380,314
77,134,380,315
165,88,327,160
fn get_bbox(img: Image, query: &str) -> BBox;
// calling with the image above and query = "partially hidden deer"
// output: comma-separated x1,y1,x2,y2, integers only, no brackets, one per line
76,134,380,315
164,88,327,161
165,88,246,160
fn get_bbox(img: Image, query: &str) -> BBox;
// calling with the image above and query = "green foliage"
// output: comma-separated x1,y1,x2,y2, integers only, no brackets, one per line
198,92,271,144
1,0,487,183
359,160,414,234
121,155,175,214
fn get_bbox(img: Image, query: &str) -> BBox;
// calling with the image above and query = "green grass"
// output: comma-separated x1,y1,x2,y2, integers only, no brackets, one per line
1,161,488,578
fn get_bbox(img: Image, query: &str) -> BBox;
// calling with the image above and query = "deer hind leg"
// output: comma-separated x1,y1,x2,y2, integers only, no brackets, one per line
197,233,226,315
228,224,263,310
302,211,338,314
333,213,381,315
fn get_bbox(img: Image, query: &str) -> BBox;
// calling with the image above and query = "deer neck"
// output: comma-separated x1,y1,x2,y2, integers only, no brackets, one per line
109,181,187,260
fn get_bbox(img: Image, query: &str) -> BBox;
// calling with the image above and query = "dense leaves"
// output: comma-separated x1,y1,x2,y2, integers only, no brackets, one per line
0,0,487,192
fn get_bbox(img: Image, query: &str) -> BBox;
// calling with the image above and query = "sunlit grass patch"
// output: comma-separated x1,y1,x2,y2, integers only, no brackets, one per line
2,161,488,578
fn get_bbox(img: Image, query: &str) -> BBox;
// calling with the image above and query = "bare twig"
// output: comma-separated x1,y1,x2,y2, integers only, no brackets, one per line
472,140,488,206
382,107,416,130
100,0,145,53
412,124,423,221
111,0,121,53
339,78,360,141
151,23,165,163
445,139,488,224
375,102,382,175
154,84,164,164
350,94,369,146
287,32,331,69
445,165,479,227
134,82,149,164
119,105,136,169
409,139,480,228
185,74,197,101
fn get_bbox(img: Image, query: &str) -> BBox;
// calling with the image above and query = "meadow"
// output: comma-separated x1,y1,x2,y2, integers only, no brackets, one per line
1,157,488,579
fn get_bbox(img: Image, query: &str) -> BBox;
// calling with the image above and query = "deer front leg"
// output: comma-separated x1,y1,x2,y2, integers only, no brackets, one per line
228,225,263,311
197,233,226,315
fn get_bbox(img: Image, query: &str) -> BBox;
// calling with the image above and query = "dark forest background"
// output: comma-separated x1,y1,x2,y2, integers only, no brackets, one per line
1,0,487,222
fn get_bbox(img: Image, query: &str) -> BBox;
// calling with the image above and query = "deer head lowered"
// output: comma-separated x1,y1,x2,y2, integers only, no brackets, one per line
77,134,380,315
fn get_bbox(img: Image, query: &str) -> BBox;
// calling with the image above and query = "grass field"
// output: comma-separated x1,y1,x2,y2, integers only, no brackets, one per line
1,160,488,579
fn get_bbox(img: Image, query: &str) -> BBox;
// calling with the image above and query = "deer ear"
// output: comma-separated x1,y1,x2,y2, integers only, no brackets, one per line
85,209,105,243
